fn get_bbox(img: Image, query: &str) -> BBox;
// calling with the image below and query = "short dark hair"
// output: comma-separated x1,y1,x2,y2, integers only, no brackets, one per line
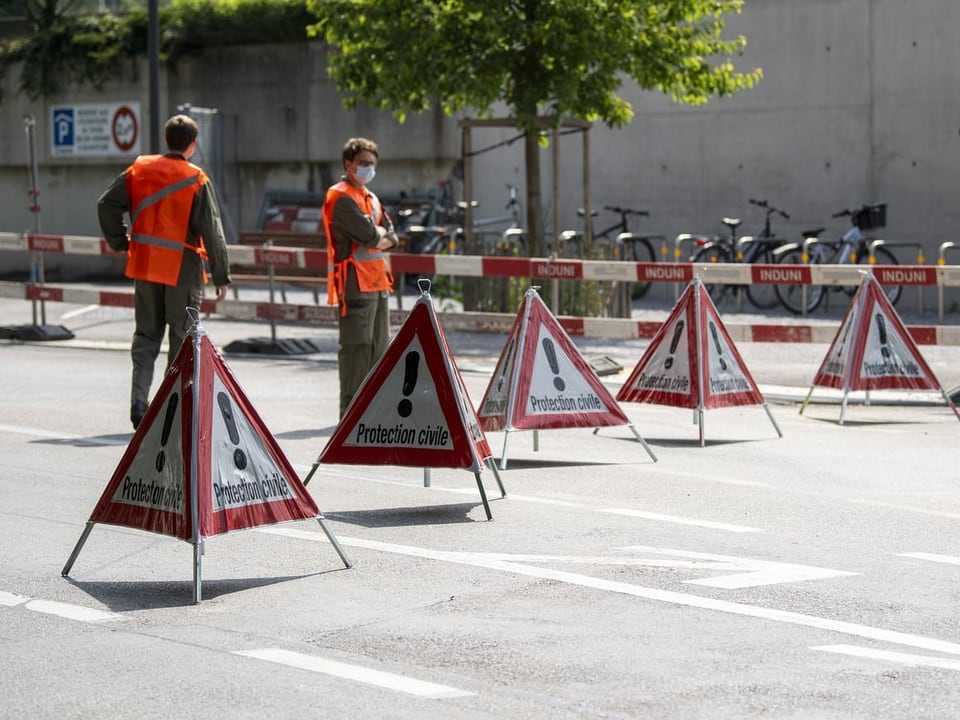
164,114,199,153
341,137,379,164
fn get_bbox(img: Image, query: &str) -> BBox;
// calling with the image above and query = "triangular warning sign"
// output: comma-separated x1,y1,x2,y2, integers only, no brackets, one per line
479,288,630,431
617,278,782,445
802,275,960,423
86,332,321,539
63,322,351,603
476,287,656,467
319,294,494,472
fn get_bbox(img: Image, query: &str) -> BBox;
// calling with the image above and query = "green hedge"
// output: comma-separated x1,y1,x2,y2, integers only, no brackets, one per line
0,0,315,101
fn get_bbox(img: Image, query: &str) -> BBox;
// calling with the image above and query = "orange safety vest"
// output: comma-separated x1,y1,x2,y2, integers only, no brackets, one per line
322,181,393,309
124,154,209,287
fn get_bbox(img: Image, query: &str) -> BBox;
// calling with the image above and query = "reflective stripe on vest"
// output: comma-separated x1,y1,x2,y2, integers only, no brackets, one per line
322,181,393,308
124,155,207,286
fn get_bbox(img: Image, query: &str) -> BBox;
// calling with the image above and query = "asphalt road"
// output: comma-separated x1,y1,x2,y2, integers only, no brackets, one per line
2,294,960,719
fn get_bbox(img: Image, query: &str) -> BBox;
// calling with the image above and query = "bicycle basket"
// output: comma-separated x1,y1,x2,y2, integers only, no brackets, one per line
854,203,887,231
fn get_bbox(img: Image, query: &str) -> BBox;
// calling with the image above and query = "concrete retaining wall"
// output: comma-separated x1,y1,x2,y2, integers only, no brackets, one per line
1,0,958,311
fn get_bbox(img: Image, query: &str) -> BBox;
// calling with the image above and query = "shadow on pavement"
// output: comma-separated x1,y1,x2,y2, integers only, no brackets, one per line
326,501,489,528
62,572,345,609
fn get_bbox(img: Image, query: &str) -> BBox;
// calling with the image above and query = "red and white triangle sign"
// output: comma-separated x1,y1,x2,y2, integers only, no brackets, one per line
87,333,321,540
319,294,494,472
477,287,630,432
812,274,944,393
617,278,766,410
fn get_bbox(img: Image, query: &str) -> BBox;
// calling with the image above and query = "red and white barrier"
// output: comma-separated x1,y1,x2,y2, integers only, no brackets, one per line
2,279,959,346
3,230,958,288
4,230,960,344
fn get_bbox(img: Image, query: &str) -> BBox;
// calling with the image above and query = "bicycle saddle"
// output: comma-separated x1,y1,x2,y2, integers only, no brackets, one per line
722,217,741,231
802,227,825,238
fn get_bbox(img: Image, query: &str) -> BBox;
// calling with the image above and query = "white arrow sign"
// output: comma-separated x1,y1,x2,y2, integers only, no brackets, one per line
620,545,858,589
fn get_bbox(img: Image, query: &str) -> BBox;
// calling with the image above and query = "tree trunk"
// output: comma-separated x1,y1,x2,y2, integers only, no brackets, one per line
523,130,544,258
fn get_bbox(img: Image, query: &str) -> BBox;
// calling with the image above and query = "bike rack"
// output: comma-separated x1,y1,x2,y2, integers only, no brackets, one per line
618,231,669,304
799,236,822,315
938,241,960,322
673,233,716,299
868,238,926,314
732,235,788,312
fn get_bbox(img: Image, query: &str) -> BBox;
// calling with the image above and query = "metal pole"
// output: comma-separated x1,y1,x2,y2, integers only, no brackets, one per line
23,115,46,325
148,0,161,153
189,318,204,603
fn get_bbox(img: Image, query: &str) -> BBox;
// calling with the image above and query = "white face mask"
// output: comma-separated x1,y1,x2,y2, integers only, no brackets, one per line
355,164,376,185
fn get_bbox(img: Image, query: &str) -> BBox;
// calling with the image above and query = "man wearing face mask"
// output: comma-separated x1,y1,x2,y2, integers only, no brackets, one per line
322,137,400,416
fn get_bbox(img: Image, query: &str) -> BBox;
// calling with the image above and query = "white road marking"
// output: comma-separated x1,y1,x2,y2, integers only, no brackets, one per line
619,545,857,589
0,590,29,607
235,648,475,699
371,548,851,587
0,424,128,446
601,508,760,533
24,599,123,623
0,590,124,623
813,644,960,672
260,528,960,657
897,552,960,566
851,498,960,521
303,466,758,533
59,304,101,320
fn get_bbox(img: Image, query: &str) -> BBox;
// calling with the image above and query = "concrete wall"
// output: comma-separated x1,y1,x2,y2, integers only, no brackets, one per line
1,0,959,308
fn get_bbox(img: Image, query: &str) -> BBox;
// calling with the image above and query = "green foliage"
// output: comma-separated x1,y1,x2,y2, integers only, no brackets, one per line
0,0,313,101
306,0,762,132
307,0,762,260
164,0,312,54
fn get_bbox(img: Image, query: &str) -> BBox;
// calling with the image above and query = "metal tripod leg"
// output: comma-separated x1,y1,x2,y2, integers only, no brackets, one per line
485,458,507,498
499,430,512,470
474,472,493,521
762,403,783,438
61,521,95,577
316,514,352,568
627,424,658,462
303,461,320,487
193,539,203,605
942,389,960,422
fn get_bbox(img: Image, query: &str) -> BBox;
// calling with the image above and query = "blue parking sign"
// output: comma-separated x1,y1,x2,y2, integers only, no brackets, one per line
52,108,74,149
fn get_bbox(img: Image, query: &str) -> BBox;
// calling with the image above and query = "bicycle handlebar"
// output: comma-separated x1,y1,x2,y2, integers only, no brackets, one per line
603,205,649,217
748,198,790,219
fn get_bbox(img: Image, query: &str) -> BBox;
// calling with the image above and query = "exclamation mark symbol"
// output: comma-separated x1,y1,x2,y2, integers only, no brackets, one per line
155,393,179,473
709,321,728,371
875,313,891,359
837,321,852,357
664,320,684,369
542,338,565,391
498,338,516,393
218,391,247,470
398,351,420,417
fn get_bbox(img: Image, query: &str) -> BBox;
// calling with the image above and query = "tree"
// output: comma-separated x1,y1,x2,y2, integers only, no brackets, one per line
307,0,761,256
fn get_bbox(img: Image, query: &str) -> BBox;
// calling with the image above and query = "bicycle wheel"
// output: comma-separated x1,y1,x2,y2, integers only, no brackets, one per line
622,236,656,300
859,245,903,305
774,247,824,315
692,244,735,308
744,245,781,310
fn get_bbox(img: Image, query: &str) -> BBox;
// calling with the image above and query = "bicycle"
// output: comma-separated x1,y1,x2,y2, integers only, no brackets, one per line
773,202,900,315
560,205,659,300
690,198,790,310
437,183,525,256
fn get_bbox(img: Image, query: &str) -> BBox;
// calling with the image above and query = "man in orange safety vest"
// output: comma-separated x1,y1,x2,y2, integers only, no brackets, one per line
98,113,231,430
322,136,399,416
